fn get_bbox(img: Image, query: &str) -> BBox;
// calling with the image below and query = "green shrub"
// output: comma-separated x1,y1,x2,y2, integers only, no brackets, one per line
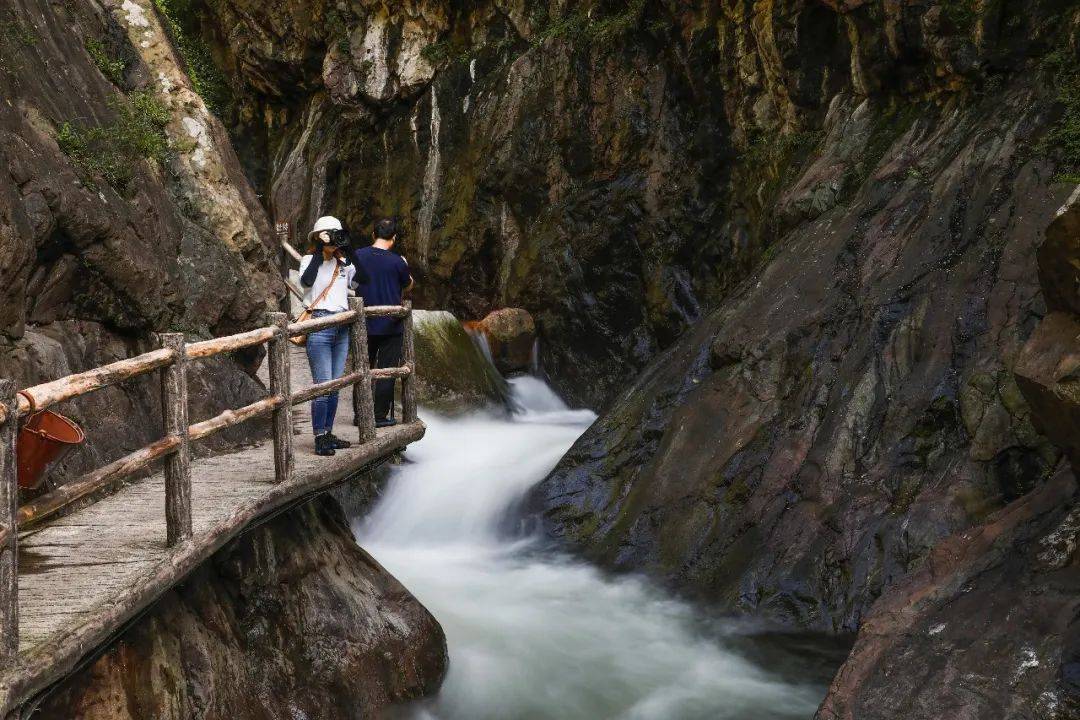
85,37,127,86
532,0,647,48
1042,48,1080,183
56,91,171,191
0,19,36,47
151,0,231,115
940,0,977,32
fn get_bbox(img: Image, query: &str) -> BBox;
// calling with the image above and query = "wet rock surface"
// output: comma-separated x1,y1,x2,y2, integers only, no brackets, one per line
36,495,448,720
817,463,1080,720
535,86,1070,630
817,133,1080,720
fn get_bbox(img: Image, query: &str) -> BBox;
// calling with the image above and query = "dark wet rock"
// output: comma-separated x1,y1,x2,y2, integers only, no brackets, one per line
816,463,1080,720
531,0,1080,634
36,495,448,720
472,307,536,375
1017,195,1080,468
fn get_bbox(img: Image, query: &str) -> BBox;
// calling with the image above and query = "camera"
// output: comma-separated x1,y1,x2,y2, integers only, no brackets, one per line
323,228,352,251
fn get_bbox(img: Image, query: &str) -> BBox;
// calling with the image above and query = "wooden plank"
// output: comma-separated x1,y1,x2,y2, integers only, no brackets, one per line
188,396,282,442
159,334,192,546
1,421,425,716
349,297,377,444
10,349,175,420
402,301,418,423
267,313,293,485
185,327,275,360
0,379,17,662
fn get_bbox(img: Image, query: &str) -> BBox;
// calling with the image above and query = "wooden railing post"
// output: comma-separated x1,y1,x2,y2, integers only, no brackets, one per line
401,301,417,423
159,334,191,546
349,297,377,443
0,379,17,661
268,313,294,484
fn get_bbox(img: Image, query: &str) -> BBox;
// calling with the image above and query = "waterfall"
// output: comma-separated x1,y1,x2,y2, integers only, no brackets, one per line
353,363,836,718
528,337,541,376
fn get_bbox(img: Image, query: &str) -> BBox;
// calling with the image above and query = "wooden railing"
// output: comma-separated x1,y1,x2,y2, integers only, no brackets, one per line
0,297,417,662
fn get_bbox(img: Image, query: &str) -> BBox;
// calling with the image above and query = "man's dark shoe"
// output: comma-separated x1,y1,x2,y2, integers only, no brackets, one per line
327,433,352,449
375,417,397,428
314,434,335,456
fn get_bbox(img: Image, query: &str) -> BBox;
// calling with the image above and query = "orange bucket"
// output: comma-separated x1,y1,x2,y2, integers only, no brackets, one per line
17,411,85,490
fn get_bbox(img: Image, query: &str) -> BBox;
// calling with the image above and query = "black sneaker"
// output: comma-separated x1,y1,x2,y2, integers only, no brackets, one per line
327,433,352,449
314,433,335,456
375,417,398,428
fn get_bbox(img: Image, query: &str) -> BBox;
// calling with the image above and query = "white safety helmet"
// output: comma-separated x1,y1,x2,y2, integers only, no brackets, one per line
308,215,343,242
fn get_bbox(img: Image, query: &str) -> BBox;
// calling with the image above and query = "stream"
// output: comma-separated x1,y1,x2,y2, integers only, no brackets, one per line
355,377,844,720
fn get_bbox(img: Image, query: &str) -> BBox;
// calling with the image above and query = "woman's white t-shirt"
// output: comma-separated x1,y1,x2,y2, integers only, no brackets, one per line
298,255,357,312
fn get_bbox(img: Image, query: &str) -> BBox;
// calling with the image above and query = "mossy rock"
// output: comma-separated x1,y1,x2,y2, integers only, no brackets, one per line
413,310,508,414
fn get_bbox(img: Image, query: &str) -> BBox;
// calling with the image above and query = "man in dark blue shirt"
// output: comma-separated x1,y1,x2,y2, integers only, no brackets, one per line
352,219,414,426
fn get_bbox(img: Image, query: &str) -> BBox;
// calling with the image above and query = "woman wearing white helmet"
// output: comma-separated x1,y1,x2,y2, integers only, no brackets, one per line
299,216,367,456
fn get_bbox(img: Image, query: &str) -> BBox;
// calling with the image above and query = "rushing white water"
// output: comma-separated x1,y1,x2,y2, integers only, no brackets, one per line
355,377,832,720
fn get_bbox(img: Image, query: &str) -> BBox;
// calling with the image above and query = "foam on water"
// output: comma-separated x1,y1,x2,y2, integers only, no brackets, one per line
355,377,828,720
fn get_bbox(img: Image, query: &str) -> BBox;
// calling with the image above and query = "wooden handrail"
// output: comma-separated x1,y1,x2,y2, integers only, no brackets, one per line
6,348,175,423
291,372,366,406
186,327,276,360
188,396,284,442
17,435,182,528
365,305,409,318
1,295,420,655
370,366,411,380
287,310,360,337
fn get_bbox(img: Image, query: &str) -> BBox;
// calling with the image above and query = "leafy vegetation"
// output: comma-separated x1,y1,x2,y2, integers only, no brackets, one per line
1042,48,1080,183
531,0,648,48
940,0,978,32
57,92,171,191
152,0,231,115
1,19,36,47
85,38,127,86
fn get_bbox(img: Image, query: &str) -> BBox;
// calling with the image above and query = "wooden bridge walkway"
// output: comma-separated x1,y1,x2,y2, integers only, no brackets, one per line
0,301,422,717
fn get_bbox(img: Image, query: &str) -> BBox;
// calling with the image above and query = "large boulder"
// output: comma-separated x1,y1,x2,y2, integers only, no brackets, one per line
470,308,536,376
413,309,508,413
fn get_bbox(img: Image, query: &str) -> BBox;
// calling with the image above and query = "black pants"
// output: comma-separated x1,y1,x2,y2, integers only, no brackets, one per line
368,333,403,420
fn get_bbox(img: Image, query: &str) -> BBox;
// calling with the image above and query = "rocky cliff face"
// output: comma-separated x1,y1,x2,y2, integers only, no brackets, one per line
0,0,282,474
535,0,1079,630
816,185,1080,720
193,0,732,408
35,495,448,720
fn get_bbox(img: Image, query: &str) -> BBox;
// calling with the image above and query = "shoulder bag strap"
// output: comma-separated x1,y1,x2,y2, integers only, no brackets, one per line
306,261,341,313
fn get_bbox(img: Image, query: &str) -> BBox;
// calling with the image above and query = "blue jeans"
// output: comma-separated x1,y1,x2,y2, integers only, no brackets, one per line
305,310,350,436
